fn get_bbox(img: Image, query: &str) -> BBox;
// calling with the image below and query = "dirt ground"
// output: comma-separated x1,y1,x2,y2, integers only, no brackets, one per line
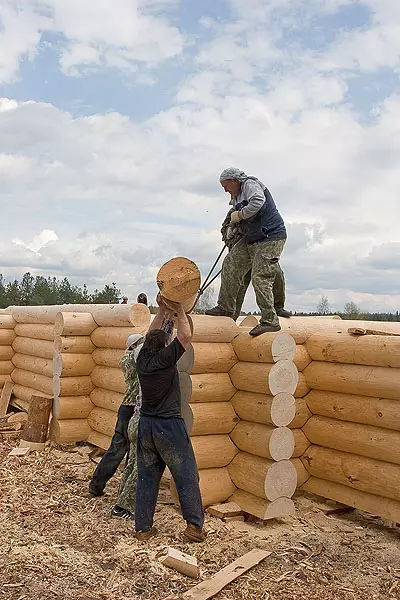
1,434,400,600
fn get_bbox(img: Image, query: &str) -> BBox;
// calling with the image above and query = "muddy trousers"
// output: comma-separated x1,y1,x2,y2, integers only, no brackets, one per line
135,416,204,532
115,414,139,513
233,263,286,320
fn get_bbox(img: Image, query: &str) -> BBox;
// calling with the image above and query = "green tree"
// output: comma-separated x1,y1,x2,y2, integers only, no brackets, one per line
343,301,362,319
90,283,120,304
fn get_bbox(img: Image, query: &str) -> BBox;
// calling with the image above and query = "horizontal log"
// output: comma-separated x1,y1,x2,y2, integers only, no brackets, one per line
232,332,291,363
8,304,151,326
93,348,124,368
8,304,92,324
306,389,400,432
230,421,294,461
269,360,299,395
171,467,237,507
90,388,123,412
87,407,117,437
231,391,295,427
177,343,194,374
292,457,310,487
14,323,54,341
87,430,111,450
228,452,297,501
12,353,53,377
11,383,52,402
91,326,145,349
190,402,239,435
54,335,95,355
53,353,95,377
304,415,400,465
229,362,309,397
191,342,238,374
0,314,16,329
239,315,259,328
49,417,91,443
0,374,11,387
0,329,16,346
290,398,313,428
91,303,150,328
13,337,54,360
12,368,53,396
304,361,400,400
302,477,400,523
91,365,125,394
53,376,94,398
230,490,295,520
292,429,310,457
191,435,238,469
0,360,13,375
53,396,94,419
302,445,400,503
189,315,239,343
54,312,97,336
190,373,236,403
0,346,13,361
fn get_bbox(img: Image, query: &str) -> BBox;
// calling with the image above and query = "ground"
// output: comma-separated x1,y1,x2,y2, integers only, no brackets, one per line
1,433,400,600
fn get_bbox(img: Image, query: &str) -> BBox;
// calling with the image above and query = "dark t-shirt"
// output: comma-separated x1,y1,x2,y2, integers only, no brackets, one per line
136,337,185,418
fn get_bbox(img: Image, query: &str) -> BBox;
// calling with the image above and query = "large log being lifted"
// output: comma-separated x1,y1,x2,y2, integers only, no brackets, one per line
157,257,201,312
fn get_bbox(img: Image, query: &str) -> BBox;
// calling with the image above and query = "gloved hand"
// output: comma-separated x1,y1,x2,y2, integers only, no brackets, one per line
225,226,235,240
230,211,242,224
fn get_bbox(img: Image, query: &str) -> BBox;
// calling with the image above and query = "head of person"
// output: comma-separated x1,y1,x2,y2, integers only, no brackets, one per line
126,333,144,350
137,293,148,306
143,329,168,353
219,168,248,198
122,296,128,304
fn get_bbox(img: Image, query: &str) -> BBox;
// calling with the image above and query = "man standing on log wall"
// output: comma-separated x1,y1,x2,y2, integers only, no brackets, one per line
134,294,205,542
206,167,290,336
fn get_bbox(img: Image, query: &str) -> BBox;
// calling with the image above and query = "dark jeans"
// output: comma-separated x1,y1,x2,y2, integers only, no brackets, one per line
135,416,204,532
89,404,135,495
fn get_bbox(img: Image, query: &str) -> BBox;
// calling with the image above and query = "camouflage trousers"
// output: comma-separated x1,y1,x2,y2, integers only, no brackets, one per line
218,238,286,326
233,263,286,320
115,413,139,514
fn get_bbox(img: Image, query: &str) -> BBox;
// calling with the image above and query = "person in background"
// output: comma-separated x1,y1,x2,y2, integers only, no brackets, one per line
134,294,205,542
137,293,148,305
121,296,129,304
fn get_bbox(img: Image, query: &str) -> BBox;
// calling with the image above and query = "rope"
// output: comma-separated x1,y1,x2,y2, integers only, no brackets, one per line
189,245,227,312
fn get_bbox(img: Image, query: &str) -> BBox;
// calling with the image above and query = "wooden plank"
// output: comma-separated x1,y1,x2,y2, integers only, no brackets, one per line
161,547,199,579
223,516,245,523
182,549,271,600
9,447,31,457
348,327,400,337
0,381,13,417
207,502,242,519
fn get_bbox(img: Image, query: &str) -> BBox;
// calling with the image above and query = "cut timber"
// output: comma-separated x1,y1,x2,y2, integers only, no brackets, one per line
54,335,95,355
0,381,13,417
289,398,312,428
91,366,125,394
190,373,235,403
13,337,54,360
228,452,297,501
170,467,236,507
0,360,13,375
53,396,94,419
304,361,400,400
0,314,16,328
157,257,201,308
9,397,30,412
230,421,294,461
9,447,30,457
21,396,52,445
306,333,400,368
230,361,308,397
53,376,93,398
239,315,259,328
292,457,310,487
269,360,299,395
302,446,400,503
0,374,11,387
50,417,91,443
189,315,239,343
304,416,400,466
7,411,28,425
12,353,53,377
87,429,111,450
92,348,124,368
12,369,53,396
190,402,239,435
54,312,97,336
230,490,295,520
91,327,143,349
8,304,150,325
90,303,150,328
302,477,400,524
231,391,296,427
191,435,238,469
182,549,271,600
0,329,16,345
53,353,95,377
207,502,242,518
14,323,54,341
306,389,400,432
232,332,289,364
177,343,195,374
191,342,238,374
348,327,400,337
19,440,45,451
272,333,296,362
292,429,310,457
90,388,122,413
87,407,118,438
161,547,199,579
0,346,13,360
11,383,51,403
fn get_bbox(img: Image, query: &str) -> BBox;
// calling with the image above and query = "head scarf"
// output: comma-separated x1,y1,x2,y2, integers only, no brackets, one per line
126,333,144,349
219,168,249,183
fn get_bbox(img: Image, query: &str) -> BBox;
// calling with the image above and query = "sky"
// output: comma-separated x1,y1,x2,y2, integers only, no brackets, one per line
0,0,399,313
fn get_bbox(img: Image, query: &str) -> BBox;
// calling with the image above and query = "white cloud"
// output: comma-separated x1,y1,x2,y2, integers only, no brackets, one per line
12,229,58,254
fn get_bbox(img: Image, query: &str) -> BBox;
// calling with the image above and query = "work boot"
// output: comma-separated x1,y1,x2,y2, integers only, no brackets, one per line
135,527,158,541
110,505,134,520
249,323,281,337
183,523,206,543
276,308,292,318
86,487,104,498
205,306,234,318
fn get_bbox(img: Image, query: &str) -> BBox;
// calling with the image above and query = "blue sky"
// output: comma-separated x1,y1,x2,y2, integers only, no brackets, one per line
0,0,399,312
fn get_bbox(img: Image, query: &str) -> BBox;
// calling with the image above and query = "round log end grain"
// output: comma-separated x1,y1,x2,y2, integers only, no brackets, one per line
269,427,295,461
157,257,201,303
264,459,297,501
269,360,299,395
272,333,296,363
230,489,295,520
271,392,296,426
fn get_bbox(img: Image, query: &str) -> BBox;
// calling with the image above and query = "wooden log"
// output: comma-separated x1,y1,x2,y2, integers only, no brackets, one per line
292,429,310,457
12,368,53,396
177,343,194,373
12,353,53,377
191,435,238,469
302,477,400,523
306,332,400,368
161,547,199,579
49,417,91,443
91,366,125,394
11,383,51,403
191,343,238,374
0,314,16,328
230,362,308,397
0,329,16,345
188,315,239,343
91,326,144,349
53,353,95,377
304,361,400,400
157,257,201,307
14,323,54,341
292,457,310,487
232,332,288,363
239,315,259,328
230,490,295,520
190,373,236,403
0,381,13,417
21,396,52,445
87,407,117,437
269,360,299,395
7,411,28,425
13,337,54,360
87,429,111,450
0,374,11,388
228,452,297,501
93,348,124,368
230,422,295,461
90,303,150,327
0,346,13,360
190,402,239,435
171,467,236,507
304,416,400,465
8,304,149,325
53,376,94,398
306,389,400,432
302,445,400,503
53,396,94,419
231,391,295,427
289,398,312,428
272,333,296,362
54,335,95,354
54,312,97,336
0,360,13,375
90,388,122,412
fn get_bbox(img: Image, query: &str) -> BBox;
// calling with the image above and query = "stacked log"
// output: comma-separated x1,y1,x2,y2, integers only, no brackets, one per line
0,314,15,392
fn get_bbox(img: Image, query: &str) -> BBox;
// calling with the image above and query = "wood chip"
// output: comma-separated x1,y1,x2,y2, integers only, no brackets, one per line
207,502,242,519
160,548,199,579
9,447,31,457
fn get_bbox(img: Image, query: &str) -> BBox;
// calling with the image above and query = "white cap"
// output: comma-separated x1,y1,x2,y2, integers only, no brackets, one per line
126,333,144,349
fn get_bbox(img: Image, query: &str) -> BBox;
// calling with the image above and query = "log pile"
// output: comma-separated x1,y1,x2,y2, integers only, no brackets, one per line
0,314,15,391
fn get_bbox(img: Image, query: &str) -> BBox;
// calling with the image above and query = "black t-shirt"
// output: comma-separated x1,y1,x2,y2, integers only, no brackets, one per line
137,337,185,418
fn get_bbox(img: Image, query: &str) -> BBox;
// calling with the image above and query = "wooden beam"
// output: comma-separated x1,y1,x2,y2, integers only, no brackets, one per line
348,327,400,337
0,381,13,418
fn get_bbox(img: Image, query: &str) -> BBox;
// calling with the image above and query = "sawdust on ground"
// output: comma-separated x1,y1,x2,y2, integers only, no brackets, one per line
1,433,400,600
